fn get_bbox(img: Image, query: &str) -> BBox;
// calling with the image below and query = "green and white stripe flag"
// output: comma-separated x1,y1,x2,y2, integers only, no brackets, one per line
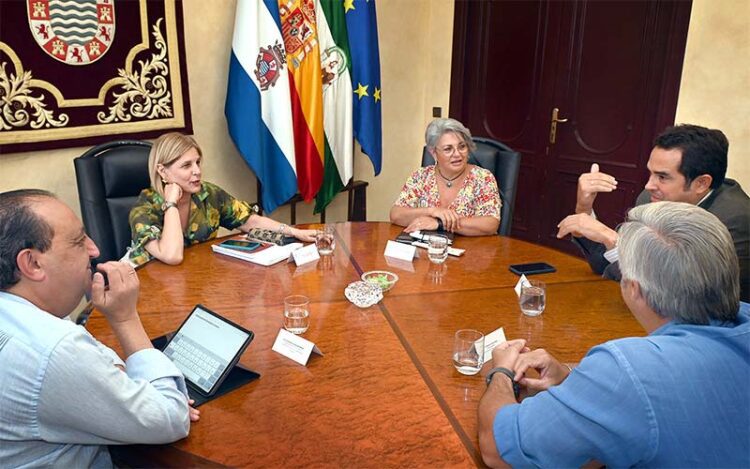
314,0,354,214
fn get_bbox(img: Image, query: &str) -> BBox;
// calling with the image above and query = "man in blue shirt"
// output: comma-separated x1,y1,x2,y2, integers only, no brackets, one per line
0,189,199,467
479,201,750,467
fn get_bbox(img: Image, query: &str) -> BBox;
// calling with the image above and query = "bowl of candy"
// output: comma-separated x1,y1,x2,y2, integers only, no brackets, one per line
361,270,399,292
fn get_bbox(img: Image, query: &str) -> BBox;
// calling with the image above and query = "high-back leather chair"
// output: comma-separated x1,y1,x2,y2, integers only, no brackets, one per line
74,140,152,265
421,137,522,236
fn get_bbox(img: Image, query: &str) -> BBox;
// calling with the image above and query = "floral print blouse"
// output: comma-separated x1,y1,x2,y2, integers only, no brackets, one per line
393,165,501,219
127,181,257,266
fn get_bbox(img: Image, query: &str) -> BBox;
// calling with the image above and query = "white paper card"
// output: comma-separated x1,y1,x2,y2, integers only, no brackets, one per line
292,243,320,266
479,327,507,365
272,329,323,366
514,274,532,297
384,240,416,262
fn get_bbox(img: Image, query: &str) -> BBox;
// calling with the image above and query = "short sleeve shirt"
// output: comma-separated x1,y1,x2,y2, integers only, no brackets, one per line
493,304,750,467
393,165,501,219
128,181,258,266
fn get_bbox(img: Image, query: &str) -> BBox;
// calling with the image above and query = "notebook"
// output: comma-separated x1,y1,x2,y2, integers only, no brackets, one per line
211,241,303,266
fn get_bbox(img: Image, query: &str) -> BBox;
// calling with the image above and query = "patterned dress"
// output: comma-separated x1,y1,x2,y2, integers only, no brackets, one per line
393,165,501,219
127,181,258,266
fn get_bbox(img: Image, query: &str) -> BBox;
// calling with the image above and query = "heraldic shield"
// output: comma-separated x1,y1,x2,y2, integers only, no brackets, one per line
27,0,115,65
254,41,286,91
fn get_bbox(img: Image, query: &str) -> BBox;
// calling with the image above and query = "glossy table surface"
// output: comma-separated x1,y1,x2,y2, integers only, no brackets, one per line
87,222,644,467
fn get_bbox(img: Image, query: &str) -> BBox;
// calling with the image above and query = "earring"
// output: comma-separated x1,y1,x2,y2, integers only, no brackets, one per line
161,178,167,185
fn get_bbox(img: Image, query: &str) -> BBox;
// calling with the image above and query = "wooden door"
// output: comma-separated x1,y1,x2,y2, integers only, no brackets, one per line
450,0,691,253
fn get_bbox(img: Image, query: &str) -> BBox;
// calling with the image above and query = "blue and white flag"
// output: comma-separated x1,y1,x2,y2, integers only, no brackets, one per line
345,0,383,175
225,0,297,214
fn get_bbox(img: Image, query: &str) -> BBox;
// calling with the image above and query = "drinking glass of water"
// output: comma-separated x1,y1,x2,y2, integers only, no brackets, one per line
283,295,310,334
519,280,546,317
315,225,336,256
452,329,484,375
427,235,449,264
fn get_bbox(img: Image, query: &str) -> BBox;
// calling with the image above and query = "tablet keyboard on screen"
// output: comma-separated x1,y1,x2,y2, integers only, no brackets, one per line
164,335,228,392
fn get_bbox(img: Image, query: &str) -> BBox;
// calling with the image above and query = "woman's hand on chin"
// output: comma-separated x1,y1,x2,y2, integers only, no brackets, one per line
163,183,183,203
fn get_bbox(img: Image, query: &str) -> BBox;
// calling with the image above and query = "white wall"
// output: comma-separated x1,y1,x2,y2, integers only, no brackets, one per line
675,0,750,188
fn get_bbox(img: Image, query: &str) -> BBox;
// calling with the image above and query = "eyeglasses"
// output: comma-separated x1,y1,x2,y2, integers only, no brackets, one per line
437,142,469,156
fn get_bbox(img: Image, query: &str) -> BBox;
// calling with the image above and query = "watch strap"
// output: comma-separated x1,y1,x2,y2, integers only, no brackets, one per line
161,201,178,212
434,217,444,231
486,367,520,400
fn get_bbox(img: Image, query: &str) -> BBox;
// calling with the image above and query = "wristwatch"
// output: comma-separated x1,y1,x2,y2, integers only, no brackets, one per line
486,367,520,400
434,217,444,231
161,201,178,212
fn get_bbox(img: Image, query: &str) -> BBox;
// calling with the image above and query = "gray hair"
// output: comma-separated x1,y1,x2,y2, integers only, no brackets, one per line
618,201,739,324
0,189,56,290
424,118,477,153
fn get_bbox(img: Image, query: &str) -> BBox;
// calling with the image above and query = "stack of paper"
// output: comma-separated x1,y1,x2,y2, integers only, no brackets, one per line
211,242,303,266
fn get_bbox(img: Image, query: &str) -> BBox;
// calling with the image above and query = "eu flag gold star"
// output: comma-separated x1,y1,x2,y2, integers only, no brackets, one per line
344,0,355,13
373,87,381,102
354,83,369,99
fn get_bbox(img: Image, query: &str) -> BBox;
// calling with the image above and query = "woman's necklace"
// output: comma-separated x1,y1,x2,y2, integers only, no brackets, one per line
436,166,467,188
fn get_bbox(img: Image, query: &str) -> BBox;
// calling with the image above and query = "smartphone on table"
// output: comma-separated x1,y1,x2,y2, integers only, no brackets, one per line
509,262,556,276
218,239,262,252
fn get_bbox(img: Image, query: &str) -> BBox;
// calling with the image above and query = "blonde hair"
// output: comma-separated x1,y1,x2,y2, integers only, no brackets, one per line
148,132,203,197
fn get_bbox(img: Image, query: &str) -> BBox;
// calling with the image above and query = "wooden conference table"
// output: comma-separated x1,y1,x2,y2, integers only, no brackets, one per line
87,222,644,467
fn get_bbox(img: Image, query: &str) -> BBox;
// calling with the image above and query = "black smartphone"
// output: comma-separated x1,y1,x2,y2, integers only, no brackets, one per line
509,262,556,276
219,239,262,252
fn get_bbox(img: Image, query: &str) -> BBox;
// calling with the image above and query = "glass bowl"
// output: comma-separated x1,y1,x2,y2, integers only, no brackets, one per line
361,270,399,292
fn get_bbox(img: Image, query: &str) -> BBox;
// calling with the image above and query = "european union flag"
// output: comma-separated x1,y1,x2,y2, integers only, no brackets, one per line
345,0,382,175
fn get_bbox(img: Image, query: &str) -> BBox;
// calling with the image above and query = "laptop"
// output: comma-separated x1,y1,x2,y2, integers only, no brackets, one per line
160,304,256,405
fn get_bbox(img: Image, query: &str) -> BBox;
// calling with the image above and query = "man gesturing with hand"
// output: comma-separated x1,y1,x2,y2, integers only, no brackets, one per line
556,125,749,301
0,189,197,467
557,163,620,250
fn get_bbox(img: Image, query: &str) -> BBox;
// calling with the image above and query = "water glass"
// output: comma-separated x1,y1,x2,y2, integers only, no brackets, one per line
315,225,336,256
283,295,310,334
519,280,546,317
452,329,484,375
427,235,449,264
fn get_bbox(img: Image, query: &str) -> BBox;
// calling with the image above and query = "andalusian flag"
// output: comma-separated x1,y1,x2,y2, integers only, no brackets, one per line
345,0,382,175
314,0,353,213
279,0,325,201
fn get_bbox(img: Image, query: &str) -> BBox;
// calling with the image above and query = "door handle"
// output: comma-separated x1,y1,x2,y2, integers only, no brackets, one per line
549,107,568,144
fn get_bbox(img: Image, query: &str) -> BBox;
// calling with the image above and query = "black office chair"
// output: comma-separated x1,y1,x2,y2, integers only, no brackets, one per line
421,137,521,236
74,140,152,265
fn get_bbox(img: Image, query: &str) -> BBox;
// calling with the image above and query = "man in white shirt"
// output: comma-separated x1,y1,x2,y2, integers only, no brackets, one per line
0,189,198,467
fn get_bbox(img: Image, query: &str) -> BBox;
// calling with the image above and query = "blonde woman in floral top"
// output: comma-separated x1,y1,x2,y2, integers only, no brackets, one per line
127,133,316,266
390,118,501,236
